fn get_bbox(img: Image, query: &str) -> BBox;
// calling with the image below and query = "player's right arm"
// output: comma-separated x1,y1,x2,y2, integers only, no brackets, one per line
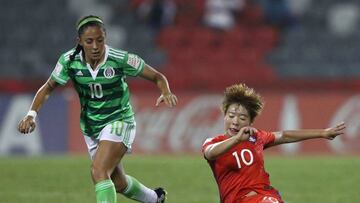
18,78,59,134
18,51,70,134
204,127,257,160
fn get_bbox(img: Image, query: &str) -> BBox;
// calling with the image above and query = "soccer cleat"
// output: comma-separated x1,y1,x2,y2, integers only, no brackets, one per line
154,187,167,203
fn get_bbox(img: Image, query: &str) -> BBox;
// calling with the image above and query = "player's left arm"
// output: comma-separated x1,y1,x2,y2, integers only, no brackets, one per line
139,64,178,107
267,122,346,147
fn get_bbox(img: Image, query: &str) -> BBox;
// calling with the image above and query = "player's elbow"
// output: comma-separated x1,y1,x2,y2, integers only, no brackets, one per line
204,146,217,160
278,134,297,144
154,72,167,84
205,152,215,160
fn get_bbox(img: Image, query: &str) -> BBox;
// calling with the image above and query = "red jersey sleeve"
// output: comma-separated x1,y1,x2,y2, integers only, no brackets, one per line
256,130,275,148
201,135,225,154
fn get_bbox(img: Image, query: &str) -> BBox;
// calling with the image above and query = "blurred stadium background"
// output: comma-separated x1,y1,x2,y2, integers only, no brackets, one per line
0,0,359,202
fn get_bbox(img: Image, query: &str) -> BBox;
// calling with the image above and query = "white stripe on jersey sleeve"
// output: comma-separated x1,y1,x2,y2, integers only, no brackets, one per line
203,139,228,157
109,48,127,55
109,50,126,56
109,52,125,60
51,74,67,85
202,137,215,147
64,49,75,58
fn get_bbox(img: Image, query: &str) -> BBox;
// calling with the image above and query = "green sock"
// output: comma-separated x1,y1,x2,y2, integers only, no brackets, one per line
95,179,116,203
122,175,157,202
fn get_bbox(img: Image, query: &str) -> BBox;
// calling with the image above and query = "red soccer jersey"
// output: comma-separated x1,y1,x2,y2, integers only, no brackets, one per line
202,130,283,203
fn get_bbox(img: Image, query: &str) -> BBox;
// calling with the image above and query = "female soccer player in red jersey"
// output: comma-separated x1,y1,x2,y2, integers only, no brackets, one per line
202,83,346,203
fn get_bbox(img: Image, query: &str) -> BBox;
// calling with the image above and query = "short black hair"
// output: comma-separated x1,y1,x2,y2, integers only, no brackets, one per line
222,83,264,122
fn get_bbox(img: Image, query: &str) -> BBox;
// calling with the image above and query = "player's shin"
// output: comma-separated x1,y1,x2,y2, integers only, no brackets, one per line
121,175,158,202
95,179,117,203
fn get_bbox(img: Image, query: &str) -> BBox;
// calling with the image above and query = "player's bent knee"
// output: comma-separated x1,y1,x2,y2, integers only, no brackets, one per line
91,164,110,182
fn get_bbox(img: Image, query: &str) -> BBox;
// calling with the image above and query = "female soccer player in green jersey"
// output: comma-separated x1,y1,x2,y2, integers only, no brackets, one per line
18,15,177,203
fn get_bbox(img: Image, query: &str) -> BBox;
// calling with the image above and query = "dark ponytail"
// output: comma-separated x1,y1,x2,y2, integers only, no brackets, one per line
70,44,83,61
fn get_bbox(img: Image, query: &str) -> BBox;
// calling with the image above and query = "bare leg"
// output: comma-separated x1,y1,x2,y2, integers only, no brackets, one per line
91,140,165,202
91,140,127,183
111,164,127,193
91,140,127,203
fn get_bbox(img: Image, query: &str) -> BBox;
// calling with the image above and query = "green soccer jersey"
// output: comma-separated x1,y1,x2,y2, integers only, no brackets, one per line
51,45,145,137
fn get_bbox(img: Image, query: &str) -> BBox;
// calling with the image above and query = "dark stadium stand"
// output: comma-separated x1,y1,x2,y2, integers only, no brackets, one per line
0,0,359,92
0,0,77,79
267,0,360,79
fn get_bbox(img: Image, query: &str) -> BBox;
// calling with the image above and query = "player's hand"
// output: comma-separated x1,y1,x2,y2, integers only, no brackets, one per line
234,126,257,143
323,121,346,140
155,93,178,107
18,116,36,134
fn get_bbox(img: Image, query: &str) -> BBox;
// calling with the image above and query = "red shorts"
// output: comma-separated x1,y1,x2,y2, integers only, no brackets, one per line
239,194,283,203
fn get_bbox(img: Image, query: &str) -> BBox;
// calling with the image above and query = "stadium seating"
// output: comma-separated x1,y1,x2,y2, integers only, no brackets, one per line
267,0,360,79
0,0,77,80
1,0,359,92
152,1,279,91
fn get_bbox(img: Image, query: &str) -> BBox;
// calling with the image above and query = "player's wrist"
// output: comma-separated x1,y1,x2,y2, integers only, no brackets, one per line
26,110,37,120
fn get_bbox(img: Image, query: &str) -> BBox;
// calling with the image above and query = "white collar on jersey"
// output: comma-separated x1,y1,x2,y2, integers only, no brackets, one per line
80,45,109,80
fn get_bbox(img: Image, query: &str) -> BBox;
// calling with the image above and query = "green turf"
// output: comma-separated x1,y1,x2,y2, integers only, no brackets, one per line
0,155,359,203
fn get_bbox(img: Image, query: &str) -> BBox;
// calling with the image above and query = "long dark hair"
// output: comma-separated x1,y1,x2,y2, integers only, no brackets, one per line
69,15,106,61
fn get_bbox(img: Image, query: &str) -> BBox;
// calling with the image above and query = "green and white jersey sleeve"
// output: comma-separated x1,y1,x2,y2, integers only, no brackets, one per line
51,49,74,85
108,48,145,77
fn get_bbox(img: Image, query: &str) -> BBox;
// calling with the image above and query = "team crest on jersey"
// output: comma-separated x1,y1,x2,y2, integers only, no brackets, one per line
104,67,115,79
248,136,257,143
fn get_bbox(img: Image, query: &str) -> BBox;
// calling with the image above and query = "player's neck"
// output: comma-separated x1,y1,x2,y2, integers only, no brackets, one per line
89,60,100,70
86,55,105,70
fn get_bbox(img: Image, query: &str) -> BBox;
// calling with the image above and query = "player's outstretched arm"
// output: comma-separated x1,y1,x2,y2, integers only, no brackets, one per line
269,122,346,147
18,78,59,134
139,64,178,107
204,127,257,160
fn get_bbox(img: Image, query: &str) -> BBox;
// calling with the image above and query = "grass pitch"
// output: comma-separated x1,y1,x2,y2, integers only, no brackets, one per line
0,154,359,203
